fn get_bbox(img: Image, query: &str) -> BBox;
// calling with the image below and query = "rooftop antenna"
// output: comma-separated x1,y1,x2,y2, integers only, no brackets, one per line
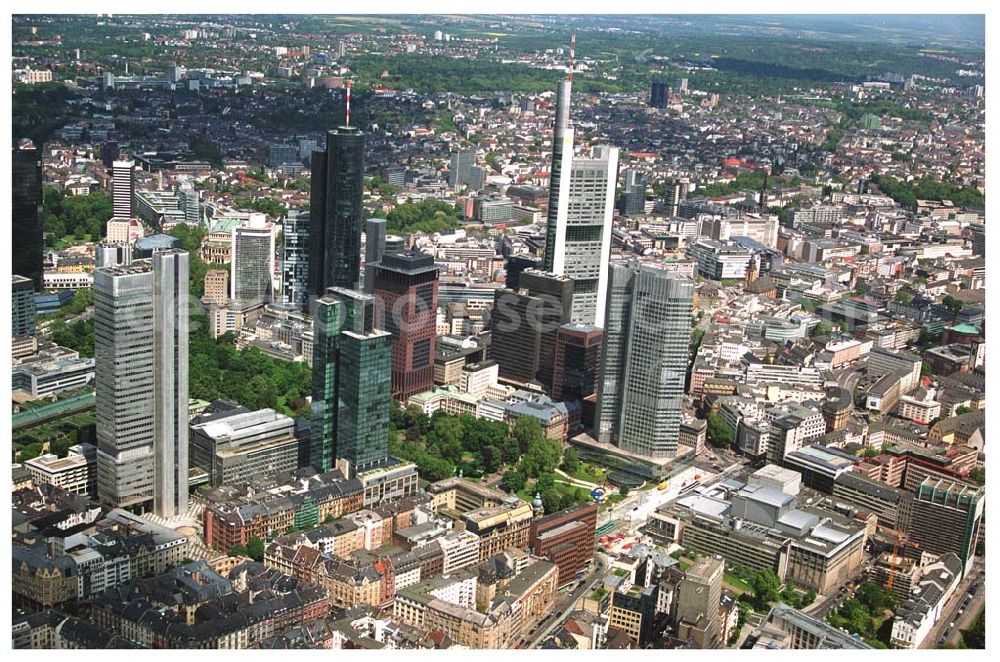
567,30,576,82
345,79,352,127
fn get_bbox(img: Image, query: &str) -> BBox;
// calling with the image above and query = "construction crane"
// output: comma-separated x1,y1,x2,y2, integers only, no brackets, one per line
885,532,919,591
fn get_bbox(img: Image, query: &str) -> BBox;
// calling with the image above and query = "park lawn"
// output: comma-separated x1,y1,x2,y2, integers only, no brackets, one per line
724,572,753,594
569,463,605,484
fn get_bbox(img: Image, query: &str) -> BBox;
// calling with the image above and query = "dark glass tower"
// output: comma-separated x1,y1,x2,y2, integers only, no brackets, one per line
13,141,44,290
310,287,391,473
309,126,365,300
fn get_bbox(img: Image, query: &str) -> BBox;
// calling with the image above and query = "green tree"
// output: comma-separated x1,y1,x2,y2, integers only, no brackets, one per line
19,442,44,462
541,489,563,515
961,608,985,649
855,581,895,613
561,448,580,474
511,416,544,453
229,543,248,558
246,536,265,562
535,472,556,492
706,412,736,448
520,436,562,478
811,322,832,337
559,492,579,511
619,485,631,498
750,568,782,608
942,295,964,312
499,468,526,493
968,467,985,485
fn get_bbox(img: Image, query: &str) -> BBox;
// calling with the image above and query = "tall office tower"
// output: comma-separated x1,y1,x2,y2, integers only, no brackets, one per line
308,125,365,299
13,140,44,290
310,288,391,473
551,323,603,402
488,269,574,390
908,478,984,576
364,217,387,292
151,250,189,518
112,160,135,219
596,260,694,458
101,140,120,168
558,145,619,325
539,42,618,326
282,209,310,310
676,557,724,649
94,250,190,516
449,148,477,190
676,77,689,93
231,214,274,305
649,80,669,109
542,78,575,275
660,178,687,217
370,252,439,401
620,169,647,217
95,263,156,512
12,275,37,339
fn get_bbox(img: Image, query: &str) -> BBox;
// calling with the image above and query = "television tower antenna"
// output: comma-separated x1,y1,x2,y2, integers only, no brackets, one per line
567,30,576,82
345,79,352,127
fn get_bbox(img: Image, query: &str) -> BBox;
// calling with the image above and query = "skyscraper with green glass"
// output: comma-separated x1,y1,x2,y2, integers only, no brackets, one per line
310,287,391,473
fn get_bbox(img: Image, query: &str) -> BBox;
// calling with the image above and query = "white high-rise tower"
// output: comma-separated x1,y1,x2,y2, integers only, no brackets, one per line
541,33,618,327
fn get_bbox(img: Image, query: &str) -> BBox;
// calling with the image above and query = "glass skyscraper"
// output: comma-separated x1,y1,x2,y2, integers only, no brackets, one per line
13,140,44,290
310,287,391,473
309,126,365,299
231,216,274,305
94,250,190,515
282,209,310,311
151,249,189,518
597,260,693,458
12,275,37,339
541,80,619,327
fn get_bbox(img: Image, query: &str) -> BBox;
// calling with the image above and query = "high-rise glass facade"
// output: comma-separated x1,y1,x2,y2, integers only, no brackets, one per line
597,260,693,458
112,159,135,218
282,210,310,310
231,220,274,305
94,251,190,515
541,80,618,327
152,249,189,518
309,126,365,299
561,146,619,325
12,275,37,339
95,263,157,510
13,142,44,290
310,287,391,473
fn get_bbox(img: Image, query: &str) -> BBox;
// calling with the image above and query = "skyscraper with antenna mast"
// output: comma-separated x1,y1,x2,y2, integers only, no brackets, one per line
541,32,618,327
542,31,575,276
308,79,365,302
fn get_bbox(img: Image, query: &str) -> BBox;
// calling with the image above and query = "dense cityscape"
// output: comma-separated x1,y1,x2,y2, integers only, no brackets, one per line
9,12,987,651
